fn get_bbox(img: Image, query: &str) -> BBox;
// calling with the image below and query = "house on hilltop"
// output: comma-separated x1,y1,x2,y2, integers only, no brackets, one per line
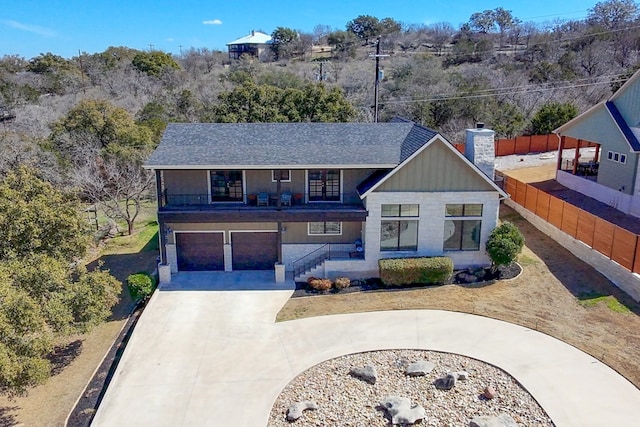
554,69,640,218
144,119,507,283
226,30,272,60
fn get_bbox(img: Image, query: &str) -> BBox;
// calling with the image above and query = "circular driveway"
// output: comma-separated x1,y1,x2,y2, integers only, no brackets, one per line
91,272,640,426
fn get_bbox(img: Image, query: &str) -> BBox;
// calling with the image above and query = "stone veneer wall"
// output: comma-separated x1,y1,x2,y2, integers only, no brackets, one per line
506,199,640,301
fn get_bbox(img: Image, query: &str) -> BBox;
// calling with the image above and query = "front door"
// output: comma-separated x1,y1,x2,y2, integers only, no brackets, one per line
308,169,340,201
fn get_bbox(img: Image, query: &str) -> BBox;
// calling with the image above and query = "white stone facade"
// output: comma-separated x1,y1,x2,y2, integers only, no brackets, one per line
465,128,496,180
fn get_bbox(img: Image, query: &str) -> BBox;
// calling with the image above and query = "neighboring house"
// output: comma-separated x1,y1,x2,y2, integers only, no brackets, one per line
144,119,507,283
554,68,640,218
226,30,272,60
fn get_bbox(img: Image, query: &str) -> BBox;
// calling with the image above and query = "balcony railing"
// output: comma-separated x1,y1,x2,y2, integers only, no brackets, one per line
160,190,364,210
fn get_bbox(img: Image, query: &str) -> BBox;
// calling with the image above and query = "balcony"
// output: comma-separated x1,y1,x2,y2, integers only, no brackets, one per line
158,191,367,223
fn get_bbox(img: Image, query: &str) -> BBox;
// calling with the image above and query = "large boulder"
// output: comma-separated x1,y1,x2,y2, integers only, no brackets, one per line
434,373,457,390
349,365,378,384
380,396,426,425
405,360,435,376
469,414,517,427
286,400,318,421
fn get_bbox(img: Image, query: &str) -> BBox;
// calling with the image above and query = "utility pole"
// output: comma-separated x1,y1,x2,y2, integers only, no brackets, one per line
372,37,389,123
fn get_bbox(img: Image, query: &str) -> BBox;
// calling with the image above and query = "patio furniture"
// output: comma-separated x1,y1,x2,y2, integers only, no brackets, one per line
257,192,269,206
281,192,292,207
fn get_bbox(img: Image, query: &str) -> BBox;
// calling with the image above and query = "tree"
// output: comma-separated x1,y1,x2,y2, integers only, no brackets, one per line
131,51,180,77
0,168,121,396
0,166,89,261
469,10,496,33
207,81,356,123
529,102,578,134
346,15,400,44
327,30,358,58
486,222,524,271
493,7,520,47
270,27,298,60
587,0,639,30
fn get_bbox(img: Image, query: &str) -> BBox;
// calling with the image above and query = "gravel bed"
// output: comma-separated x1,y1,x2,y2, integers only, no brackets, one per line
269,349,554,426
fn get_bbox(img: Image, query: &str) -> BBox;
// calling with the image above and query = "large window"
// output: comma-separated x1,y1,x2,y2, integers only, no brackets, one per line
272,170,291,182
308,222,342,235
308,169,340,201
381,204,419,217
381,221,418,251
443,204,482,251
210,170,243,202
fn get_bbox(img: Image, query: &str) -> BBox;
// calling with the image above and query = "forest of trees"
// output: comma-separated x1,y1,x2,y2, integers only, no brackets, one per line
0,0,639,395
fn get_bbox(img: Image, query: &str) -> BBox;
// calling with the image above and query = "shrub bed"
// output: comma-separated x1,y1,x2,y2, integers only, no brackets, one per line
334,277,351,289
127,272,155,301
308,278,333,291
379,257,453,286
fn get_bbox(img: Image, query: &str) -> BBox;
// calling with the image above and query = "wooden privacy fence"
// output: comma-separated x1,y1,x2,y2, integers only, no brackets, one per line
453,135,595,156
505,176,640,274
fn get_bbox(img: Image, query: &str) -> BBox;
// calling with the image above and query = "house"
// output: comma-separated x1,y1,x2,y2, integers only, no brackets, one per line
226,30,272,60
144,119,507,283
554,68,640,218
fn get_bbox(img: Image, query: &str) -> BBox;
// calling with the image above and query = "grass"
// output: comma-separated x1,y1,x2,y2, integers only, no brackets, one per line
518,254,539,266
578,292,632,313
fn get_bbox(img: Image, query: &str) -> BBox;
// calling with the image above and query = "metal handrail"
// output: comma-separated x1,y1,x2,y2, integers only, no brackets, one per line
292,244,330,277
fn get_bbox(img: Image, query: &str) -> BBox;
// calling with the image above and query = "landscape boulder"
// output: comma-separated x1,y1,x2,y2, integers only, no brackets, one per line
469,414,517,427
405,360,435,376
286,400,318,421
483,385,496,399
434,373,457,390
349,365,378,384
380,396,426,425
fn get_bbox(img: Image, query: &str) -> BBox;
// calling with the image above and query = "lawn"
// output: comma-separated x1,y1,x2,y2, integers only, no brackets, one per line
0,204,160,427
277,204,640,389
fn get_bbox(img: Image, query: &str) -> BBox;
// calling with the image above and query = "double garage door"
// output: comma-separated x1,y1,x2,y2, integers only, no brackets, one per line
176,232,278,271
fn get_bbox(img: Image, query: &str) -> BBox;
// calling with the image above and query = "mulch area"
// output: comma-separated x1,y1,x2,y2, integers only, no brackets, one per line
66,301,146,427
292,264,522,298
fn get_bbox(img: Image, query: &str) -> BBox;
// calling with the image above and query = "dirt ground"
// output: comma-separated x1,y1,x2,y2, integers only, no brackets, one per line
277,204,640,389
0,240,158,427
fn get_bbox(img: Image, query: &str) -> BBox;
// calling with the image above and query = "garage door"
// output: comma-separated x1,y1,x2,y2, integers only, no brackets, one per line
176,233,224,271
232,232,278,270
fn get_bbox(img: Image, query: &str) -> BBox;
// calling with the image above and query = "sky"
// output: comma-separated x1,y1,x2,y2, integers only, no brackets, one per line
1,0,600,60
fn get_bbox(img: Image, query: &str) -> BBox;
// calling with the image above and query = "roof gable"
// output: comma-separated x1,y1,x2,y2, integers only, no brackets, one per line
227,31,272,46
361,136,507,197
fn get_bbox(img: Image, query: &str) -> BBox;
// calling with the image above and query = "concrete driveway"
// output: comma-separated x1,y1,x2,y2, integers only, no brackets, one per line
91,272,640,426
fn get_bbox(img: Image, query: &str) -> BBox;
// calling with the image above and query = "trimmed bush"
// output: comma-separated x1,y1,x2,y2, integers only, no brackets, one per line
127,272,155,301
309,278,332,291
334,277,351,289
486,222,525,270
379,257,453,286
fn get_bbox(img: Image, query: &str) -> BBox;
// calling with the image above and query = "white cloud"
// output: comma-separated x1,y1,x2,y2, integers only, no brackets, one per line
167,38,174,42
1,20,56,37
203,19,222,25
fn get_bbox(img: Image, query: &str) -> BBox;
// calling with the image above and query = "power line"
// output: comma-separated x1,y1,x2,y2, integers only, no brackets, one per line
376,77,628,106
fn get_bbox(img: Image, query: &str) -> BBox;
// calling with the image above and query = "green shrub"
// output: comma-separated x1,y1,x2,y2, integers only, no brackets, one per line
379,257,453,286
127,272,155,301
334,277,351,289
486,222,525,270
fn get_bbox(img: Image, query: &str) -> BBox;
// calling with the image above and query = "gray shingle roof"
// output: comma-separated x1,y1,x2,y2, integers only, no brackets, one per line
144,121,439,168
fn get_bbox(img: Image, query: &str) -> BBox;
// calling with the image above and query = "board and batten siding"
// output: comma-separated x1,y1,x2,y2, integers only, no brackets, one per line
375,138,496,193
613,73,640,127
162,170,209,196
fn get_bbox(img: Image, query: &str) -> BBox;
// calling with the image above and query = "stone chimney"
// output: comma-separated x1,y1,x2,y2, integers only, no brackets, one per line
464,123,495,180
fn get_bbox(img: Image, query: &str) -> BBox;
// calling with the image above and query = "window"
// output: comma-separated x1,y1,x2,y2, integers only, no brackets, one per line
381,220,418,251
443,203,483,251
381,204,419,217
444,220,481,250
210,170,243,202
308,169,340,201
445,204,483,217
308,222,342,235
271,170,291,182
607,151,627,164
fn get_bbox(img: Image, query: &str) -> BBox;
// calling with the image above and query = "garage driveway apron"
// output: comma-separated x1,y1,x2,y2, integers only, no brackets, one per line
91,271,640,426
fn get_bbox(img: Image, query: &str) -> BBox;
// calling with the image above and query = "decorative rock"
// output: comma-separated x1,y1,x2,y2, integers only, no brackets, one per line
349,365,377,384
483,385,496,399
286,400,318,421
405,360,435,376
469,414,517,427
380,396,426,425
448,370,469,380
434,373,457,390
